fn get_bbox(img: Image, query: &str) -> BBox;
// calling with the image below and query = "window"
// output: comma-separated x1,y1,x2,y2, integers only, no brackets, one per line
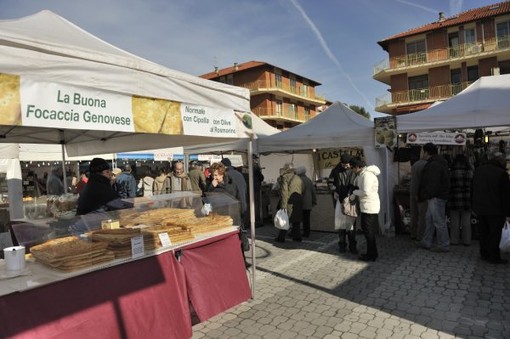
406,39,426,65
290,78,296,93
450,69,462,95
467,66,478,83
450,69,461,84
464,28,476,44
288,103,296,119
448,32,459,57
304,107,310,121
275,74,282,88
219,76,226,83
226,74,233,85
408,75,428,101
301,83,309,97
496,20,510,48
275,100,282,116
463,28,479,54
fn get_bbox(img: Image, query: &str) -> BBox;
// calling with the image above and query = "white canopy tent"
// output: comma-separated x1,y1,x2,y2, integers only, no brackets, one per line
0,11,260,294
397,74,510,133
258,102,394,233
0,10,252,154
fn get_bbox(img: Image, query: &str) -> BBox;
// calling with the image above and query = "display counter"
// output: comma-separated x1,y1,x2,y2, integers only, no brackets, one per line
0,229,251,339
0,192,251,338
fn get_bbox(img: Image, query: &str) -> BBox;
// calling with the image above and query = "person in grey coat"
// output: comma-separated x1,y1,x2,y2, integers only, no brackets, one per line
275,163,304,242
296,166,317,237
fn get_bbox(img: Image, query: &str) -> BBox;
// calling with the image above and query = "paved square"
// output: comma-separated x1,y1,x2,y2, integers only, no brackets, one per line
192,225,510,338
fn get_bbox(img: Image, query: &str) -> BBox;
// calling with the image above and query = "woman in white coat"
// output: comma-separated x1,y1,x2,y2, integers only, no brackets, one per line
349,157,381,262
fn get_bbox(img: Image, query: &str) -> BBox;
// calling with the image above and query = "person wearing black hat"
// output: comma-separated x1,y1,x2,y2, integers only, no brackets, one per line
329,153,357,254
76,158,121,215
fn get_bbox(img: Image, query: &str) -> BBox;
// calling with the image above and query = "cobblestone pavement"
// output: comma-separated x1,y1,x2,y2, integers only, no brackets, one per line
192,225,510,339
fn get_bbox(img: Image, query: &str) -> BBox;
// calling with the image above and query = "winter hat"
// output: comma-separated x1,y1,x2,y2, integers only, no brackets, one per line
295,166,306,175
89,158,110,173
221,158,232,167
340,153,352,164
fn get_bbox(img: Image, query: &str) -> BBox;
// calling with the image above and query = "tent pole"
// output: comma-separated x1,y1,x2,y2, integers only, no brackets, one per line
61,143,67,194
247,137,256,298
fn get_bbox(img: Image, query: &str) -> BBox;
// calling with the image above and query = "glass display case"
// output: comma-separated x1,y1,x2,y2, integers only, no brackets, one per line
11,191,241,271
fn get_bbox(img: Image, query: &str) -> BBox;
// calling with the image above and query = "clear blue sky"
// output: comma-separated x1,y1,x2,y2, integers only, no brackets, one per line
0,0,493,118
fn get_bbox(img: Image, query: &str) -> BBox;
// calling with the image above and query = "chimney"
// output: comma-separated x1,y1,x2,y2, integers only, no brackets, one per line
214,66,219,74
438,12,446,22
233,62,239,71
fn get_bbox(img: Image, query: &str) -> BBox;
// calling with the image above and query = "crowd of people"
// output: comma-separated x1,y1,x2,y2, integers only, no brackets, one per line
410,142,510,264
28,142,510,266
272,141,510,266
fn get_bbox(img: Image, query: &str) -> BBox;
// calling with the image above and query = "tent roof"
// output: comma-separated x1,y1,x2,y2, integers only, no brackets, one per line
397,74,510,133
257,102,374,153
0,11,251,156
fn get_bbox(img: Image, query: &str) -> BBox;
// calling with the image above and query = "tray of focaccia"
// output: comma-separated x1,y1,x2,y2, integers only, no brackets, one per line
89,228,159,258
117,207,235,238
30,236,115,272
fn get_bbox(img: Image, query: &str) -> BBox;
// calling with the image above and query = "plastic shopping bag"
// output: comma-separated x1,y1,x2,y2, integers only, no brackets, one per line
274,209,290,230
499,221,510,252
335,200,356,231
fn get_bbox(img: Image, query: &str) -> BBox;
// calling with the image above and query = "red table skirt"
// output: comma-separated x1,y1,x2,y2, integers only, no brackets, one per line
0,231,251,339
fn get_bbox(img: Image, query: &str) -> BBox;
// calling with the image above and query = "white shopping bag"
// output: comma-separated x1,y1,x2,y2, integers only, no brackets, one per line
499,221,510,252
274,209,290,230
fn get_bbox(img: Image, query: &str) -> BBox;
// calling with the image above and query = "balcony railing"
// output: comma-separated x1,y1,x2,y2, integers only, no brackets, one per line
373,35,510,74
240,80,326,102
376,82,471,107
252,107,311,122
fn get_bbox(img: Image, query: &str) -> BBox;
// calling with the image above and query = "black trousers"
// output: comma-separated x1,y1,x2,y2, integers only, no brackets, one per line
277,222,301,241
361,213,379,259
478,215,505,261
302,209,311,236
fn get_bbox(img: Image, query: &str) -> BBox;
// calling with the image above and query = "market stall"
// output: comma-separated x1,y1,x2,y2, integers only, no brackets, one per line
258,102,394,233
0,230,249,339
0,10,253,338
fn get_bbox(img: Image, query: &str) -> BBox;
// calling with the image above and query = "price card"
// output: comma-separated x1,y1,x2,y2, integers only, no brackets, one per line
131,235,144,258
158,232,172,248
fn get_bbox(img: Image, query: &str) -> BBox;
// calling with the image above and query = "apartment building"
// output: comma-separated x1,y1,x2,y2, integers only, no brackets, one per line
373,1,510,115
200,61,327,130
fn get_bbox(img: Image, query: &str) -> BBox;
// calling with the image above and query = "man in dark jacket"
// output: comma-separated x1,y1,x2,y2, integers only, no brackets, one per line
418,143,450,252
76,158,120,215
329,153,357,253
472,152,510,264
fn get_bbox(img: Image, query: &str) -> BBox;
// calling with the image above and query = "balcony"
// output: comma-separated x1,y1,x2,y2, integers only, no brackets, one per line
252,107,311,123
240,80,326,105
375,82,471,113
373,35,510,78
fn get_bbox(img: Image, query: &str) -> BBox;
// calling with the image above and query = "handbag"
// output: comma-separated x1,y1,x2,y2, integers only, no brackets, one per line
342,196,358,218
274,209,290,230
499,220,510,252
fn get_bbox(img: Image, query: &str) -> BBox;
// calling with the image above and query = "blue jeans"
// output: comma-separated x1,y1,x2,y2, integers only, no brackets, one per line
422,198,449,250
